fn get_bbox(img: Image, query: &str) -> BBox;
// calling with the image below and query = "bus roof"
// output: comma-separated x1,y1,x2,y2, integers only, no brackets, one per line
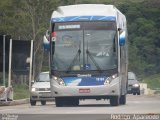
51,4,125,22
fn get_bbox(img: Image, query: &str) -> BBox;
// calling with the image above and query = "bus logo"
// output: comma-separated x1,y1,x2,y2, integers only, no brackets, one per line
77,74,92,77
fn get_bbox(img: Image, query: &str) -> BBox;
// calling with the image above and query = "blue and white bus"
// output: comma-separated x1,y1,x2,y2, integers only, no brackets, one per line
43,4,128,106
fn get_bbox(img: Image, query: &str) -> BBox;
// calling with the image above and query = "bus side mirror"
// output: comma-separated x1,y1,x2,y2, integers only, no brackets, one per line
119,31,126,46
43,35,50,51
43,30,50,51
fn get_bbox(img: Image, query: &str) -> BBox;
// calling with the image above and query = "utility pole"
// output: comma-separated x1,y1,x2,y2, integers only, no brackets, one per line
29,40,33,91
3,35,6,86
8,39,12,87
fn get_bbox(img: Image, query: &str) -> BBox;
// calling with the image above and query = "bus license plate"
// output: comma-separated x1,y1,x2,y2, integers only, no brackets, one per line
79,88,90,93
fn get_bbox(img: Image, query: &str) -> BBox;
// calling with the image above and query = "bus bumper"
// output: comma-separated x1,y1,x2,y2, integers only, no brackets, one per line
50,77,120,98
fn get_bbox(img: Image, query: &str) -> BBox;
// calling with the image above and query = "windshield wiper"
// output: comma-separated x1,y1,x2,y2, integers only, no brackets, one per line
66,45,81,73
86,39,102,73
86,49,102,73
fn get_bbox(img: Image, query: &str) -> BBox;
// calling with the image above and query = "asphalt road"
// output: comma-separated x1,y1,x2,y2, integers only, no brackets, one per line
0,95,160,120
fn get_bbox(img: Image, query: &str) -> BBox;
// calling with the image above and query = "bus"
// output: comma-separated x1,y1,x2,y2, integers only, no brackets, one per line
43,4,128,107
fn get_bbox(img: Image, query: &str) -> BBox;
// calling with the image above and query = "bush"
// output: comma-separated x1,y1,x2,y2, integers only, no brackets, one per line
13,84,30,100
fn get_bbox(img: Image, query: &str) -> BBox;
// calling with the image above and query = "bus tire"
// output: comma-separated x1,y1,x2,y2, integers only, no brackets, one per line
119,95,126,105
65,97,79,106
72,98,79,106
55,97,63,107
110,96,119,106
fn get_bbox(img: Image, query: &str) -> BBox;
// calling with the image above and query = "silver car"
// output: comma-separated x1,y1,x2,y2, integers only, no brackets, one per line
30,72,54,106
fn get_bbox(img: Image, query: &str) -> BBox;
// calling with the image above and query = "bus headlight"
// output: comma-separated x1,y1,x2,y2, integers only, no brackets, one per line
53,76,65,86
104,74,117,85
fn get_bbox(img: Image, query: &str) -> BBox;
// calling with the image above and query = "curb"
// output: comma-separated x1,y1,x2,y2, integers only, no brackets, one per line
0,98,29,106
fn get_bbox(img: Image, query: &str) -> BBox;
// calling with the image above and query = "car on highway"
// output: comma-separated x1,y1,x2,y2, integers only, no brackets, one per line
30,71,54,106
127,72,140,95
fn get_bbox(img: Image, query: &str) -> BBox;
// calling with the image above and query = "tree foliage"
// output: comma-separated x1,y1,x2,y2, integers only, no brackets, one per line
0,0,160,77
121,0,160,77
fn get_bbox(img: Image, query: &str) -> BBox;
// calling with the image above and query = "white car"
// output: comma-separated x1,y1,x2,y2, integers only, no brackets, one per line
30,72,54,106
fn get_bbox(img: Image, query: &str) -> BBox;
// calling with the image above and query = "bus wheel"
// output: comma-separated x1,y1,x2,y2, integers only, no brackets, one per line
110,96,119,106
72,98,79,106
119,95,126,105
65,97,79,106
55,97,63,107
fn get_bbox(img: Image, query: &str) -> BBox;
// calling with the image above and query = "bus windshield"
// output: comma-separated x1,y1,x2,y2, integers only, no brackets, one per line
52,21,118,72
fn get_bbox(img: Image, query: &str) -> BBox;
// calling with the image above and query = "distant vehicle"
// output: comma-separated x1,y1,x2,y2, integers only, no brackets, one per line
128,72,140,95
30,72,54,106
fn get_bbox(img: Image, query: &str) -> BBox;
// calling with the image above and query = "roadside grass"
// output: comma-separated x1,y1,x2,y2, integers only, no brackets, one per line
141,74,160,89
13,84,30,100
